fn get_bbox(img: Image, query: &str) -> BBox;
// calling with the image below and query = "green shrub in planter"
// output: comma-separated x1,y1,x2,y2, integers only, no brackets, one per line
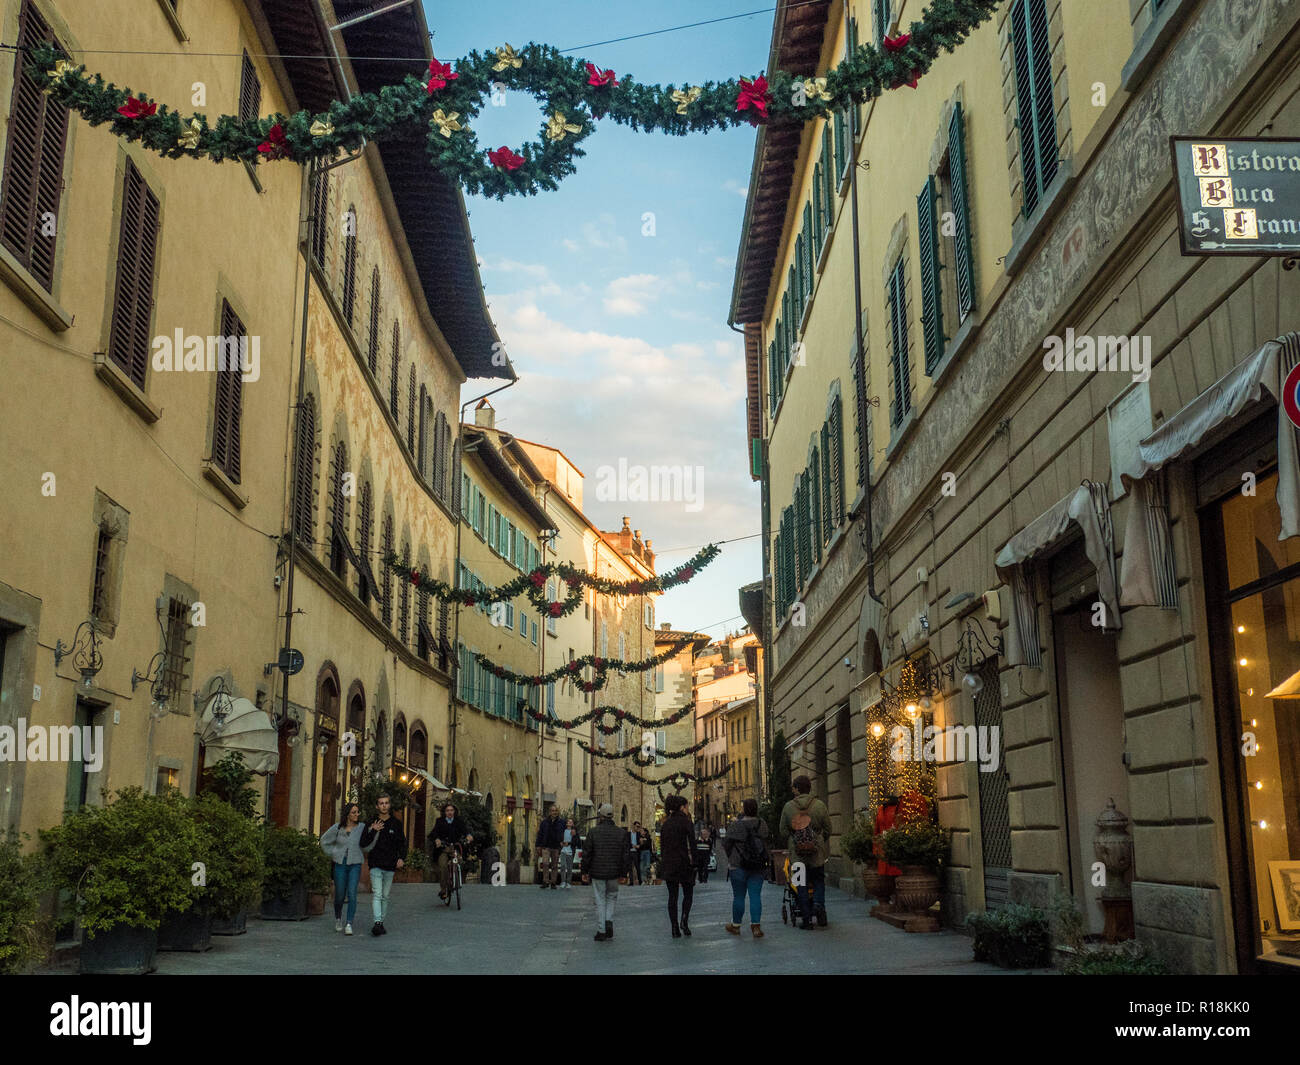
360,769,417,818
840,814,876,865
201,752,259,819
0,831,43,973
41,787,200,937
879,820,949,872
1065,942,1169,975
261,824,330,903
192,794,263,918
966,903,1053,968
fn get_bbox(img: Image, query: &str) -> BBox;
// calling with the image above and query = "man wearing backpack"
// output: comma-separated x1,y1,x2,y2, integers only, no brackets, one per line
780,775,831,930
722,798,770,937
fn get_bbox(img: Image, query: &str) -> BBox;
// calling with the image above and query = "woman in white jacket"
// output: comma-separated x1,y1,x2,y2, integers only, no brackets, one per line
320,802,372,934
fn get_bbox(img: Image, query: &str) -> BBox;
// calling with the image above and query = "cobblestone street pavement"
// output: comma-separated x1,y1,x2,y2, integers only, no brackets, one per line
156,880,1045,975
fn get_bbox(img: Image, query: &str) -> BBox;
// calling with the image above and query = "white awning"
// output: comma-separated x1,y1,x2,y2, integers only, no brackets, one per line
407,767,481,797
995,481,1120,668
575,797,594,807
198,696,278,775
1119,333,1300,607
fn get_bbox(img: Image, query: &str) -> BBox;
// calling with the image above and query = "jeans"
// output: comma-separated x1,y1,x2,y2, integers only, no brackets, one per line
370,867,394,924
627,855,641,884
593,878,619,925
795,863,826,923
560,849,574,884
666,879,694,929
436,848,458,893
640,851,653,881
332,862,361,924
729,867,764,924
540,847,560,885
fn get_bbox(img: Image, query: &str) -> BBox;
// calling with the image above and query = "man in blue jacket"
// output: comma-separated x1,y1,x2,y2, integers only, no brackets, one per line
535,804,566,889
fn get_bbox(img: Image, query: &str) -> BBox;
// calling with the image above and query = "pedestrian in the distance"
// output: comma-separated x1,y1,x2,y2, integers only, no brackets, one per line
640,823,656,884
559,817,578,888
723,798,770,937
536,804,565,889
320,801,366,935
779,775,831,930
581,803,629,941
658,794,696,938
359,793,407,936
694,825,714,884
627,821,644,885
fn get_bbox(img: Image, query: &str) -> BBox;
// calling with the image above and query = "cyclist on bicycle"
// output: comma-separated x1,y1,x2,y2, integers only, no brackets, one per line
429,801,473,901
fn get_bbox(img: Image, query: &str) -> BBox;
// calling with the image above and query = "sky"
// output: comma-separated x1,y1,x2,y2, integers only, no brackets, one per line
424,1,773,642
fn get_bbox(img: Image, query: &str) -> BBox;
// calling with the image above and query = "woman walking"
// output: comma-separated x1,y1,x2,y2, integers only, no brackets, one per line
559,817,578,888
694,824,714,883
722,799,770,938
320,802,368,935
658,794,696,938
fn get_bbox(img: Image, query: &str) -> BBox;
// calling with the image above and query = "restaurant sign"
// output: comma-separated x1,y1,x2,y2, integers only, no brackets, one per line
1172,137,1300,256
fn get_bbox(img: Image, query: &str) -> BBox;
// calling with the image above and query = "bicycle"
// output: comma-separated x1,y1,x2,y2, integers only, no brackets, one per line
438,842,463,910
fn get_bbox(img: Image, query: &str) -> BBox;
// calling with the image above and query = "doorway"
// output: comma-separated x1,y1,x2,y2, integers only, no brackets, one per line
974,659,1012,910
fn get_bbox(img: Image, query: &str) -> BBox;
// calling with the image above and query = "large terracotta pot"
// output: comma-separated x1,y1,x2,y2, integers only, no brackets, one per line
861,868,896,903
894,865,940,913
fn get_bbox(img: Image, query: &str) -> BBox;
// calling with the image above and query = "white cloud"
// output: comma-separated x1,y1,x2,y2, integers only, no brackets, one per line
603,273,662,316
723,179,748,198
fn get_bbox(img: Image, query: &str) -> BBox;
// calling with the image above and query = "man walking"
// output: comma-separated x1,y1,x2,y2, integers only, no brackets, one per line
581,803,629,941
359,793,407,936
627,821,644,885
535,804,565,889
780,775,831,930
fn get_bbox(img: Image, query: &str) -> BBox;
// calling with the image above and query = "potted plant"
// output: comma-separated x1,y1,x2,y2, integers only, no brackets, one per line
759,729,795,881
842,813,894,903
261,824,330,920
397,846,428,884
0,831,44,974
196,754,263,935
41,788,200,974
878,819,948,914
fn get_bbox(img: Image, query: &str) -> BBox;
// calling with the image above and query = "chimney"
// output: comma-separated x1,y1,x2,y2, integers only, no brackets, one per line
632,529,643,558
474,398,495,429
618,516,632,553
660,622,671,630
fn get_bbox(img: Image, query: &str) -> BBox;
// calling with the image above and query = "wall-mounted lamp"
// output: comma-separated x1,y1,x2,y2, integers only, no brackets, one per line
54,619,104,688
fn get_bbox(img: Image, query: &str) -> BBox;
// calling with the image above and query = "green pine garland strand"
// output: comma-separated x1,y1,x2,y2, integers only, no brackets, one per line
384,543,719,620
475,637,690,692
580,737,708,762
625,763,729,788
518,700,694,733
26,1,1001,199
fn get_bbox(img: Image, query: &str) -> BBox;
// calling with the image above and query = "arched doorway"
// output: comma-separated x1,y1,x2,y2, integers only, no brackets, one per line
343,683,366,811
409,723,428,845
506,772,517,860
314,666,341,833
393,714,407,771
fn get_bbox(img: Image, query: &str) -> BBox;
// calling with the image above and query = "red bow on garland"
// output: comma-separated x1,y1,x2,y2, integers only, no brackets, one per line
883,34,912,52
889,70,922,90
116,95,156,119
426,57,458,93
488,145,525,170
585,63,619,88
735,75,770,121
257,123,291,159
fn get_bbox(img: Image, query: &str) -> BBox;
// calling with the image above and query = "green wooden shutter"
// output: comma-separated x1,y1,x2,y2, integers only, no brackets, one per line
1011,0,1058,218
949,101,975,322
917,175,944,373
809,450,822,564
768,340,778,414
820,421,833,540
821,126,834,228
888,259,910,425
813,165,824,250
803,202,815,294
830,390,845,520
851,345,870,486
794,233,805,315
834,109,847,178
848,17,863,134
874,0,890,41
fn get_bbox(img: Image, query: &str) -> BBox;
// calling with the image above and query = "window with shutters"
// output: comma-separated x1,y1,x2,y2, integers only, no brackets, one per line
310,172,329,266
91,526,112,621
381,514,394,626
432,411,447,499
437,598,451,670
160,595,193,701
107,158,161,389
341,203,358,324
834,108,849,183
389,322,401,416
210,301,245,483
293,394,318,542
819,125,834,239
0,1,70,293
238,50,260,123
406,366,416,451
847,15,864,135
399,542,411,646
809,445,822,565
367,266,380,373
820,423,833,547
357,481,373,605
827,387,845,523
886,256,911,426
329,441,348,577
872,0,892,43
417,385,428,474
1010,0,1058,219
417,586,431,657
939,102,975,333
917,175,945,374
802,202,814,303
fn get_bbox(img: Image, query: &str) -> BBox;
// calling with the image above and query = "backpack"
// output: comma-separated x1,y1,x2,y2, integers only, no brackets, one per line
738,822,768,871
789,808,819,857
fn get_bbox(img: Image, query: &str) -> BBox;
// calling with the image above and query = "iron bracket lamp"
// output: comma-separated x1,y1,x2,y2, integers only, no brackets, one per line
55,618,104,688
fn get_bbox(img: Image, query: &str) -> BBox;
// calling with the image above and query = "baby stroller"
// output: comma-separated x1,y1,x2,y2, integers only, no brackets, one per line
779,855,801,926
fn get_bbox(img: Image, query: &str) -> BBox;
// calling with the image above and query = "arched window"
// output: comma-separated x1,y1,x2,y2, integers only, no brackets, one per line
398,541,411,646
468,768,479,794
620,804,628,824
367,266,380,373
293,394,316,542
407,366,416,451
357,481,373,605
389,322,400,417
393,715,407,764
409,726,427,769
342,203,358,324
381,514,394,627
329,441,347,577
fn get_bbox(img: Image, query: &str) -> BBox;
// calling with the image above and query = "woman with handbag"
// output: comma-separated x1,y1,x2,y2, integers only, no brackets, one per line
658,795,697,938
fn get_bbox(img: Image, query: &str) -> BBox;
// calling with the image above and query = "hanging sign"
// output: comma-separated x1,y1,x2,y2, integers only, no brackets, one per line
1172,137,1300,255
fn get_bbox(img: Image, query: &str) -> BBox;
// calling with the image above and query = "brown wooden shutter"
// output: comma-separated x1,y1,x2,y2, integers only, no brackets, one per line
211,300,244,483
367,266,380,372
238,51,261,123
341,203,357,324
358,482,372,602
407,366,416,451
381,515,394,626
0,1,69,291
311,172,328,265
293,394,316,540
389,322,400,415
108,158,160,389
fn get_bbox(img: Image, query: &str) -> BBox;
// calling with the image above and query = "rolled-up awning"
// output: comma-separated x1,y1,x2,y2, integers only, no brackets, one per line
1120,333,1300,608
995,481,1120,668
198,696,278,775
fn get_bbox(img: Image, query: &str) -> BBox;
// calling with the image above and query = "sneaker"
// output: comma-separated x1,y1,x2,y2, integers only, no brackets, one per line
371,923,382,937
605,921,614,940
335,919,343,933
377,922,387,936
594,931,607,941
344,923,353,935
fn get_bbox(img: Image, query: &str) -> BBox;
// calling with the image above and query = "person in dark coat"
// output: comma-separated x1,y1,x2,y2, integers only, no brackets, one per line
581,803,630,941
658,794,697,938
693,825,714,883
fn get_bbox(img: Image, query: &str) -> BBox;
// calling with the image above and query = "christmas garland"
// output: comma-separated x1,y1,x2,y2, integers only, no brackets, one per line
625,763,730,789
27,1,1001,198
475,638,690,693
520,700,694,733
384,543,719,619
580,737,708,763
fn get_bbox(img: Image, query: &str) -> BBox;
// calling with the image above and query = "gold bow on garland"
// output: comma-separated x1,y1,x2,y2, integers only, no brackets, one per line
492,44,523,72
431,109,462,138
309,118,335,137
177,118,202,149
545,111,582,142
802,77,831,103
671,86,702,114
